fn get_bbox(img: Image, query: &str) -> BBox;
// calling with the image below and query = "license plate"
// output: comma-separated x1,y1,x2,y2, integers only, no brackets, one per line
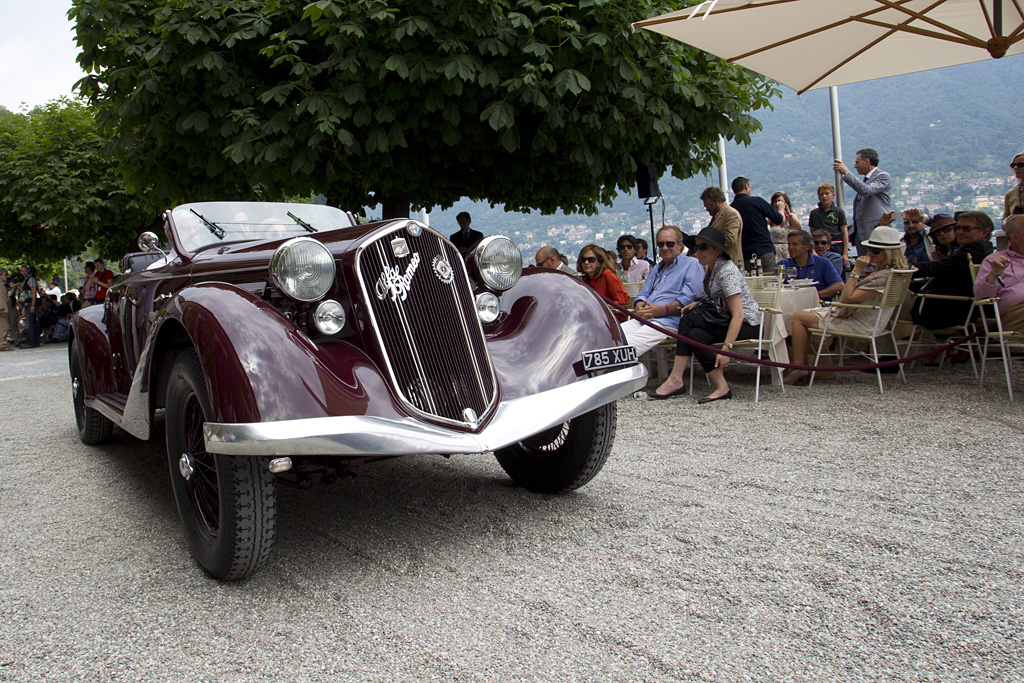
581,345,638,372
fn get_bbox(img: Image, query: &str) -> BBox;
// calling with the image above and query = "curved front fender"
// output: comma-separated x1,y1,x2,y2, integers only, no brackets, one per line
159,283,402,426
485,270,632,401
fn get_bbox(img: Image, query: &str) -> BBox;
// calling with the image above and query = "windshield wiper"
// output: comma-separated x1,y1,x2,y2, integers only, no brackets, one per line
287,211,318,233
191,209,225,239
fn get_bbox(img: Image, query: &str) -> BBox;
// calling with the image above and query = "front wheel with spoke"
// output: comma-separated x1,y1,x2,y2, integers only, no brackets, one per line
165,350,276,581
494,402,617,494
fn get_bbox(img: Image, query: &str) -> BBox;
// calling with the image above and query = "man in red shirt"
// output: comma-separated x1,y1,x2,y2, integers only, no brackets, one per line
87,258,115,304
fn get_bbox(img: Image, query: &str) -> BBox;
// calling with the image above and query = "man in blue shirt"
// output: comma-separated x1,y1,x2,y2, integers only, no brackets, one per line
777,231,844,299
730,176,783,273
812,229,846,278
621,225,704,354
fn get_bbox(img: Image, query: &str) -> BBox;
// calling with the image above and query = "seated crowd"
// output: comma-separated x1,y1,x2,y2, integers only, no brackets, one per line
542,150,1024,401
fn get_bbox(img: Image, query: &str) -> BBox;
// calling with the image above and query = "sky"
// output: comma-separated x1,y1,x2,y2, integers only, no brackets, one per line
0,0,85,111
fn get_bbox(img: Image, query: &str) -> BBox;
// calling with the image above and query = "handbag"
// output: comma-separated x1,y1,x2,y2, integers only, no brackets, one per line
690,295,732,326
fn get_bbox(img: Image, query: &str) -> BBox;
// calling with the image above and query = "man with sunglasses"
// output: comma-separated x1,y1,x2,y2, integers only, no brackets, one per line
812,229,845,276
895,208,932,265
1005,151,1024,218
616,235,650,283
910,210,995,334
534,246,577,276
621,225,704,355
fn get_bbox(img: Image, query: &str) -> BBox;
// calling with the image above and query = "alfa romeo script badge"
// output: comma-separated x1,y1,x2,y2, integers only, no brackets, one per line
391,237,410,258
432,256,455,285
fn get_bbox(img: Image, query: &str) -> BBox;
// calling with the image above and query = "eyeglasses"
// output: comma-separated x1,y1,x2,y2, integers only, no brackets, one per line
932,225,954,234
1011,162,1024,169
694,243,713,252
813,240,830,246
656,241,677,249
868,247,883,255
580,256,598,264
955,224,980,232
905,219,922,224
617,244,634,251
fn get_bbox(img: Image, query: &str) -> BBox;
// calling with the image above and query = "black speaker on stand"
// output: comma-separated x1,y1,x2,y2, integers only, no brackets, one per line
636,161,662,258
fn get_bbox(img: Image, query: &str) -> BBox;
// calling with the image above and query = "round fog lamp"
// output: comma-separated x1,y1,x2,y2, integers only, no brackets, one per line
475,292,500,324
313,299,346,335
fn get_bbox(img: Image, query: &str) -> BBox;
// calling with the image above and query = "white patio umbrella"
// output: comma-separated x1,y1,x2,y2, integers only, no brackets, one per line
633,0,1024,96
634,0,1024,209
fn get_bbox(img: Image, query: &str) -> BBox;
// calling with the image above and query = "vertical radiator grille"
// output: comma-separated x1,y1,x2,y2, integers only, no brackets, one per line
356,223,496,428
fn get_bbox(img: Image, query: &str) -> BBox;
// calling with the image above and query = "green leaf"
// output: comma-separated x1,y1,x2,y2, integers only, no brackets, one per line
480,101,514,131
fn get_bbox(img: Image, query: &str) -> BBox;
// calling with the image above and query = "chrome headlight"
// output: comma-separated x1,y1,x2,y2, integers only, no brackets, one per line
475,292,500,324
270,237,336,302
473,236,522,291
313,300,346,335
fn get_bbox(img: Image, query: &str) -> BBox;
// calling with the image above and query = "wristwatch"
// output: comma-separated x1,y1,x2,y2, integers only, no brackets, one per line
724,342,734,349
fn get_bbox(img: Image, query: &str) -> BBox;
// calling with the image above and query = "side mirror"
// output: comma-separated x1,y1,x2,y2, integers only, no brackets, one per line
138,231,161,252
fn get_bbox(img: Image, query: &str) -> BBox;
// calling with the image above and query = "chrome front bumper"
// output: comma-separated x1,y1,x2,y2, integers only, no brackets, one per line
204,364,647,456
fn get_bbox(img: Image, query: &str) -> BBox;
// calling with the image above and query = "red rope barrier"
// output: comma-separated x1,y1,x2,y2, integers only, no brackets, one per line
600,293,983,373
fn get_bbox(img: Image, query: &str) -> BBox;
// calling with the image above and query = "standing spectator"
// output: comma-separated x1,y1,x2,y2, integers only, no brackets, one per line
450,212,483,257
808,182,850,265
834,148,891,256
1005,150,1024,218
616,235,650,283
81,262,97,305
621,225,704,355
534,245,577,276
768,191,802,261
19,265,40,348
898,209,932,265
635,238,655,266
648,226,762,403
0,269,10,351
577,244,629,322
777,231,844,299
4,269,19,347
730,176,783,273
926,214,958,259
86,258,115,304
975,214,1024,332
812,229,845,276
700,186,743,266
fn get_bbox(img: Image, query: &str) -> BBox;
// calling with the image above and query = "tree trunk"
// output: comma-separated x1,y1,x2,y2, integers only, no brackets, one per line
381,194,411,220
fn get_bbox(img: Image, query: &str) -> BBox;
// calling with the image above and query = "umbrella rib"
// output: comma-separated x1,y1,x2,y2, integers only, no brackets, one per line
799,31,895,94
855,17,984,47
867,0,985,44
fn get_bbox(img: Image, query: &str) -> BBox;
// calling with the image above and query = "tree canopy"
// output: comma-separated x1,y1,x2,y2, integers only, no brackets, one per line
0,100,155,262
73,0,779,217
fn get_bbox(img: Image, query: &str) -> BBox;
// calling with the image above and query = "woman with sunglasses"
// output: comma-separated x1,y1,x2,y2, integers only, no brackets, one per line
785,226,909,385
926,214,958,260
649,226,761,403
1004,151,1024,219
577,244,629,322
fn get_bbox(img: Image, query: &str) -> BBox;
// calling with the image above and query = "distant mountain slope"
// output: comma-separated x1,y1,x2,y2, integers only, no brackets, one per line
370,56,1023,247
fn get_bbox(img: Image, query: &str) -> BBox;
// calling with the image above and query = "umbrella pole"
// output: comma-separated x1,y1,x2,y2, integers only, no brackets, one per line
829,86,845,209
717,135,729,199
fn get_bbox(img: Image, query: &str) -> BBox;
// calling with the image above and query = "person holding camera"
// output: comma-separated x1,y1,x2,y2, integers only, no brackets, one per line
1005,150,1024,218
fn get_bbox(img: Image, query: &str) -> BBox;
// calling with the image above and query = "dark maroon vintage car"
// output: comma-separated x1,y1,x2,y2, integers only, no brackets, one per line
70,201,646,580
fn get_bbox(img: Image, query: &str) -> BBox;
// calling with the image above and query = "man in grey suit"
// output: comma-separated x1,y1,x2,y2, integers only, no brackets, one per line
834,148,891,256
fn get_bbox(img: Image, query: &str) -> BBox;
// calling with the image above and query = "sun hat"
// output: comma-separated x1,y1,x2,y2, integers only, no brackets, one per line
863,226,902,250
682,234,697,251
928,213,956,235
694,226,727,254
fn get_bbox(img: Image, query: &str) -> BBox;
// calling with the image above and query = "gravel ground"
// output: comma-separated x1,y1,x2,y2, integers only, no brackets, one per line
1,345,1022,682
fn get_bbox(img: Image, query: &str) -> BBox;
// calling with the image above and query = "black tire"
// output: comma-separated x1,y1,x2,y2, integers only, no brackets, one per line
165,350,276,581
70,340,114,445
494,402,617,493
